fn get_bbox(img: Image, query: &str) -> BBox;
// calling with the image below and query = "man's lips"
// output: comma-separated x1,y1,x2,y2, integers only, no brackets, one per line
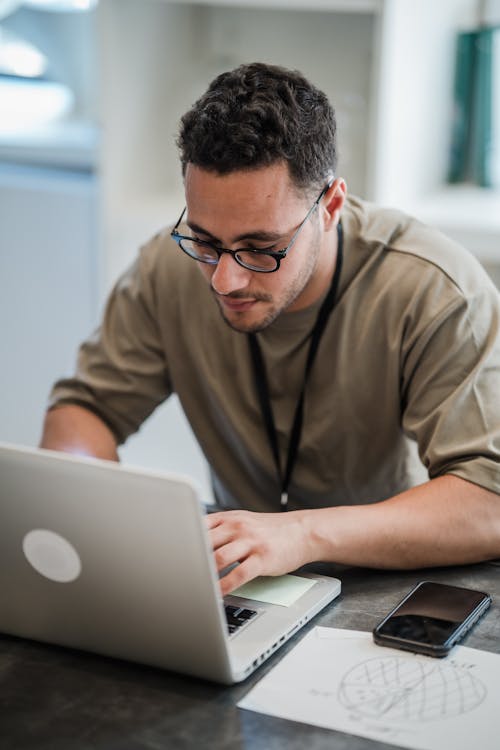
217,296,257,312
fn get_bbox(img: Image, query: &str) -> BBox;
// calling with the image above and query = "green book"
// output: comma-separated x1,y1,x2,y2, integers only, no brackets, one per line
470,27,494,187
448,30,476,183
480,26,500,188
493,27,500,188
448,25,500,188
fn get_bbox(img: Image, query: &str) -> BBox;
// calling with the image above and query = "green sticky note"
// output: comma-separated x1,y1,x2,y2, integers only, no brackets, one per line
232,574,316,607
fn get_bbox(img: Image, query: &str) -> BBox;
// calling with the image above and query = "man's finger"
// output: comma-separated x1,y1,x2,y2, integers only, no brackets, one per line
219,557,260,596
214,539,247,572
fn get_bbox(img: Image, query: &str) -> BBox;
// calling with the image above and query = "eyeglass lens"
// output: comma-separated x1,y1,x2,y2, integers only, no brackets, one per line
179,238,279,272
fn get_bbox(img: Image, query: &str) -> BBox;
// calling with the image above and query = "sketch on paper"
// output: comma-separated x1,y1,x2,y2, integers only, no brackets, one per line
337,656,487,722
238,628,500,750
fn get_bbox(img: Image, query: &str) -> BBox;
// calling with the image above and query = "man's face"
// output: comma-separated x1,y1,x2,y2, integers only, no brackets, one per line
184,163,336,333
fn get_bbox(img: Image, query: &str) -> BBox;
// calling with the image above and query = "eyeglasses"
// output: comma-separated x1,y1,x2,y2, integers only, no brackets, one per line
170,181,332,273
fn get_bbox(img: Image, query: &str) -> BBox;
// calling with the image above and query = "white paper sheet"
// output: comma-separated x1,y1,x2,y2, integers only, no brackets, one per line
238,627,500,750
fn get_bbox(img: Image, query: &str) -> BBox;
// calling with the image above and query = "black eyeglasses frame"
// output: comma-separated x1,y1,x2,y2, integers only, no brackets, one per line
169,180,333,274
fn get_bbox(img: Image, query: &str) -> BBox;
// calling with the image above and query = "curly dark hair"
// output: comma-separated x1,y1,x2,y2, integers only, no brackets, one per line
177,62,337,193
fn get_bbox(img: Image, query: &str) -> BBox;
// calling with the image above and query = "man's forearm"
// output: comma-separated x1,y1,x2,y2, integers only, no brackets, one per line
305,474,500,569
39,404,119,461
208,474,500,595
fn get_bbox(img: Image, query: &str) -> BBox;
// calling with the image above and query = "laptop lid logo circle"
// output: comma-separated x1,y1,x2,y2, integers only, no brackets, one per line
22,529,82,583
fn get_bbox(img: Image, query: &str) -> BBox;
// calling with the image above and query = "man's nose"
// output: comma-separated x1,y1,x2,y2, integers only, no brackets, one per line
210,253,252,295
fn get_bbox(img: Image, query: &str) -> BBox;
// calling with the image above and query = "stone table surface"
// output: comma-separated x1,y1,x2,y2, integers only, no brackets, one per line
1,562,499,750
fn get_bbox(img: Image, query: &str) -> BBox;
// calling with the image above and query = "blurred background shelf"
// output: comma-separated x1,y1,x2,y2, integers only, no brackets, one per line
166,0,383,11
408,184,500,263
0,119,99,169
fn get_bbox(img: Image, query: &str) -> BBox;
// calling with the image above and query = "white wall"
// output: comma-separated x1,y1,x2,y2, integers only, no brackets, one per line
0,163,97,445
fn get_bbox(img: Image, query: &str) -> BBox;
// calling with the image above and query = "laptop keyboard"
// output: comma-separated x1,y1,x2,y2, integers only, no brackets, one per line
225,604,258,634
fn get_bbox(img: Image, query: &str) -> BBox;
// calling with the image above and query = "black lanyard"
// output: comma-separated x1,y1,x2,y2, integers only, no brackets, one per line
248,222,344,510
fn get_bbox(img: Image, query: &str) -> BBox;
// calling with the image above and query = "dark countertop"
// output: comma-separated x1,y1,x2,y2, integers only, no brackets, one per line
1,562,499,750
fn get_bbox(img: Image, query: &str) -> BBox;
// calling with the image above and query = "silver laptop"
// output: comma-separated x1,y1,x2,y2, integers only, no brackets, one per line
0,442,340,683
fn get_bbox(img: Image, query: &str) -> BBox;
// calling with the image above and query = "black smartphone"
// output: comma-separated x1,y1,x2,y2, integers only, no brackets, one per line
373,581,491,657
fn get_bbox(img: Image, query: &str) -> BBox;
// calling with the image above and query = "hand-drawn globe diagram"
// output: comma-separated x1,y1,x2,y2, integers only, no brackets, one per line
338,656,486,722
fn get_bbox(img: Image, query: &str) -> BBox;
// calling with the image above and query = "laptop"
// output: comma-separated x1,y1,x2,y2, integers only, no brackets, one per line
0,442,341,683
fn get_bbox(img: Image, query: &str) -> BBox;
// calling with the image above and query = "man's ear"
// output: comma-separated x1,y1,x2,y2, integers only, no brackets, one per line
322,178,347,230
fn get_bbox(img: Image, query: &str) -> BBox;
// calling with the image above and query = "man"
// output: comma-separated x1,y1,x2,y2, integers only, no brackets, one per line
41,63,500,595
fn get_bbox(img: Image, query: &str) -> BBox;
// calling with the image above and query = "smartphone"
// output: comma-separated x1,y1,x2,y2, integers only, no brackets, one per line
373,581,491,657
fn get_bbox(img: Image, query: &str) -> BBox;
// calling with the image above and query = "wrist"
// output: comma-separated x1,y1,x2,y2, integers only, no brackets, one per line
295,508,335,565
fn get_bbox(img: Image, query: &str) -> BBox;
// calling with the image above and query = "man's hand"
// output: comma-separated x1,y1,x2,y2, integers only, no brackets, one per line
206,509,315,596
206,477,500,597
